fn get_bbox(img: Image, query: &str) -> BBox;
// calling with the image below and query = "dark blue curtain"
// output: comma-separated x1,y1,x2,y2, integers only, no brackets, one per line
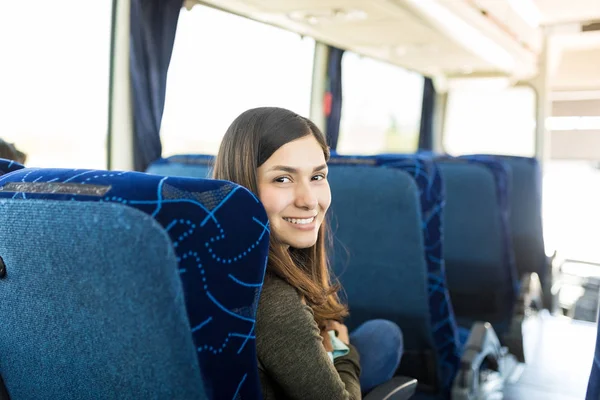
418,77,436,151
130,0,182,171
325,47,344,150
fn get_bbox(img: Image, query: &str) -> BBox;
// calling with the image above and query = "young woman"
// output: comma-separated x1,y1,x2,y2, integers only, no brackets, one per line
213,107,403,399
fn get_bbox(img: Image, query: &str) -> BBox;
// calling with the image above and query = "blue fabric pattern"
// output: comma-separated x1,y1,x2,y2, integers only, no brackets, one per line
0,158,25,176
0,168,270,400
382,157,461,389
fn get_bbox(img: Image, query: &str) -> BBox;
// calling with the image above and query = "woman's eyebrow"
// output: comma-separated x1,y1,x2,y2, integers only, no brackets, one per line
267,164,327,173
268,165,297,173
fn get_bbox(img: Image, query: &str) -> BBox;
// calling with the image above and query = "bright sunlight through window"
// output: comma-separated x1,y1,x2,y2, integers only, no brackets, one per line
337,53,424,155
0,1,112,169
160,5,315,157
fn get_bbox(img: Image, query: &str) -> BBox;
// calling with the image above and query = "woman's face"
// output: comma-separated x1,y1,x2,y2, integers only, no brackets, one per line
257,135,331,249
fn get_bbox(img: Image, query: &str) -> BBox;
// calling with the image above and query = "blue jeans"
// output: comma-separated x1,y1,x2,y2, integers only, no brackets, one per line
350,319,404,393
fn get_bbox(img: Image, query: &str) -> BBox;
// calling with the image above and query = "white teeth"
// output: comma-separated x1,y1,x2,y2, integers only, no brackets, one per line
284,217,315,225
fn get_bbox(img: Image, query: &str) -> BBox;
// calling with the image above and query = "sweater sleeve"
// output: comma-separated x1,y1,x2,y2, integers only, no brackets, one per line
255,277,362,400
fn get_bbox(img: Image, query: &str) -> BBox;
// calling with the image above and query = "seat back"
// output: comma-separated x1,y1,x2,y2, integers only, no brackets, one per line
327,161,435,385
379,156,461,387
481,156,546,284
330,155,461,390
436,158,516,336
147,154,213,178
0,168,269,400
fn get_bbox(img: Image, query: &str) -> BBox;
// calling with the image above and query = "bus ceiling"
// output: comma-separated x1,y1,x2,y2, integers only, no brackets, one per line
188,0,597,85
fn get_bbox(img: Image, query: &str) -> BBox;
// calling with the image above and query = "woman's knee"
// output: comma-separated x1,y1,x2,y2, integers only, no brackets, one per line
380,320,403,357
356,319,403,356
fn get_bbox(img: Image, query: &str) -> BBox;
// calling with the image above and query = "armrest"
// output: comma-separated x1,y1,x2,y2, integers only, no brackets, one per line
451,322,504,398
364,376,418,400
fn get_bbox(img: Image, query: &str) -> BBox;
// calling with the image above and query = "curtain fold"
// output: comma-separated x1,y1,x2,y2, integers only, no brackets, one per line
130,0,182,171
325,47,344,150
418,77,436,151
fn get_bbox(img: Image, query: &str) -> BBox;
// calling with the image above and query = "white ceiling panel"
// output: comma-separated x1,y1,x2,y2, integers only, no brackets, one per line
534,0,600,25
200,0,536,78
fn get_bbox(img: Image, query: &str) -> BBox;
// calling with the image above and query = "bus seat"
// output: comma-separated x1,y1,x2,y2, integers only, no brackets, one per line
331,155,461,389
0,168,269,400
330,156,511,400
327,163,434,386
379,156,461,386
468,155,553,310
586,315,600,399
147,154,213,178
436,159,518,338
460,155,547,363
0,159,24,176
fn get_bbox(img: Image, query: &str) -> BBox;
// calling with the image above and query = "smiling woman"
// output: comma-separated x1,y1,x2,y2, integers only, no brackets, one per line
257,135,331,249
213,107,404,398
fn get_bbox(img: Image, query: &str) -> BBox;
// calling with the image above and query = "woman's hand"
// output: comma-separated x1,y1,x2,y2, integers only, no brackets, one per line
325,320,350,345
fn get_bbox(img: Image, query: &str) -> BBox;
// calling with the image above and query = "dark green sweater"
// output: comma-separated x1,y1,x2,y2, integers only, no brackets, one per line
255,276,362,399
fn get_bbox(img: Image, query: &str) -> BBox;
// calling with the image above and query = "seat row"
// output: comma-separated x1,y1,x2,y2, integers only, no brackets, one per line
147,151,553,399
0,159,416,399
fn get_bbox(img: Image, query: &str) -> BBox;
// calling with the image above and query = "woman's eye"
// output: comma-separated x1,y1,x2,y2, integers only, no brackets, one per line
312,174,326,181
275,176,291,183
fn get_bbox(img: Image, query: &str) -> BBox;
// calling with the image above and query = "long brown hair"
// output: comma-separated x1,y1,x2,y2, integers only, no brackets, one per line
213,107,348,327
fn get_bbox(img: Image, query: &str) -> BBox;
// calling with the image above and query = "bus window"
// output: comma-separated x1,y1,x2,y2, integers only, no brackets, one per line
443,85,536,157
337,53,424,155
160,6,315,157
0,1,112,169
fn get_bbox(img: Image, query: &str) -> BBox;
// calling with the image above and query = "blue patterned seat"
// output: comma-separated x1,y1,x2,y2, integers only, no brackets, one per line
465,155,550,304
326,161,432,382
435,156,517,339
329,155,462,394
0,168,269,399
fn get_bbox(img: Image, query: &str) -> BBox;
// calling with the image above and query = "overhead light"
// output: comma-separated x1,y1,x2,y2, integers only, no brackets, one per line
506,0,541,28
399,0,515,71
288,9,367,25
